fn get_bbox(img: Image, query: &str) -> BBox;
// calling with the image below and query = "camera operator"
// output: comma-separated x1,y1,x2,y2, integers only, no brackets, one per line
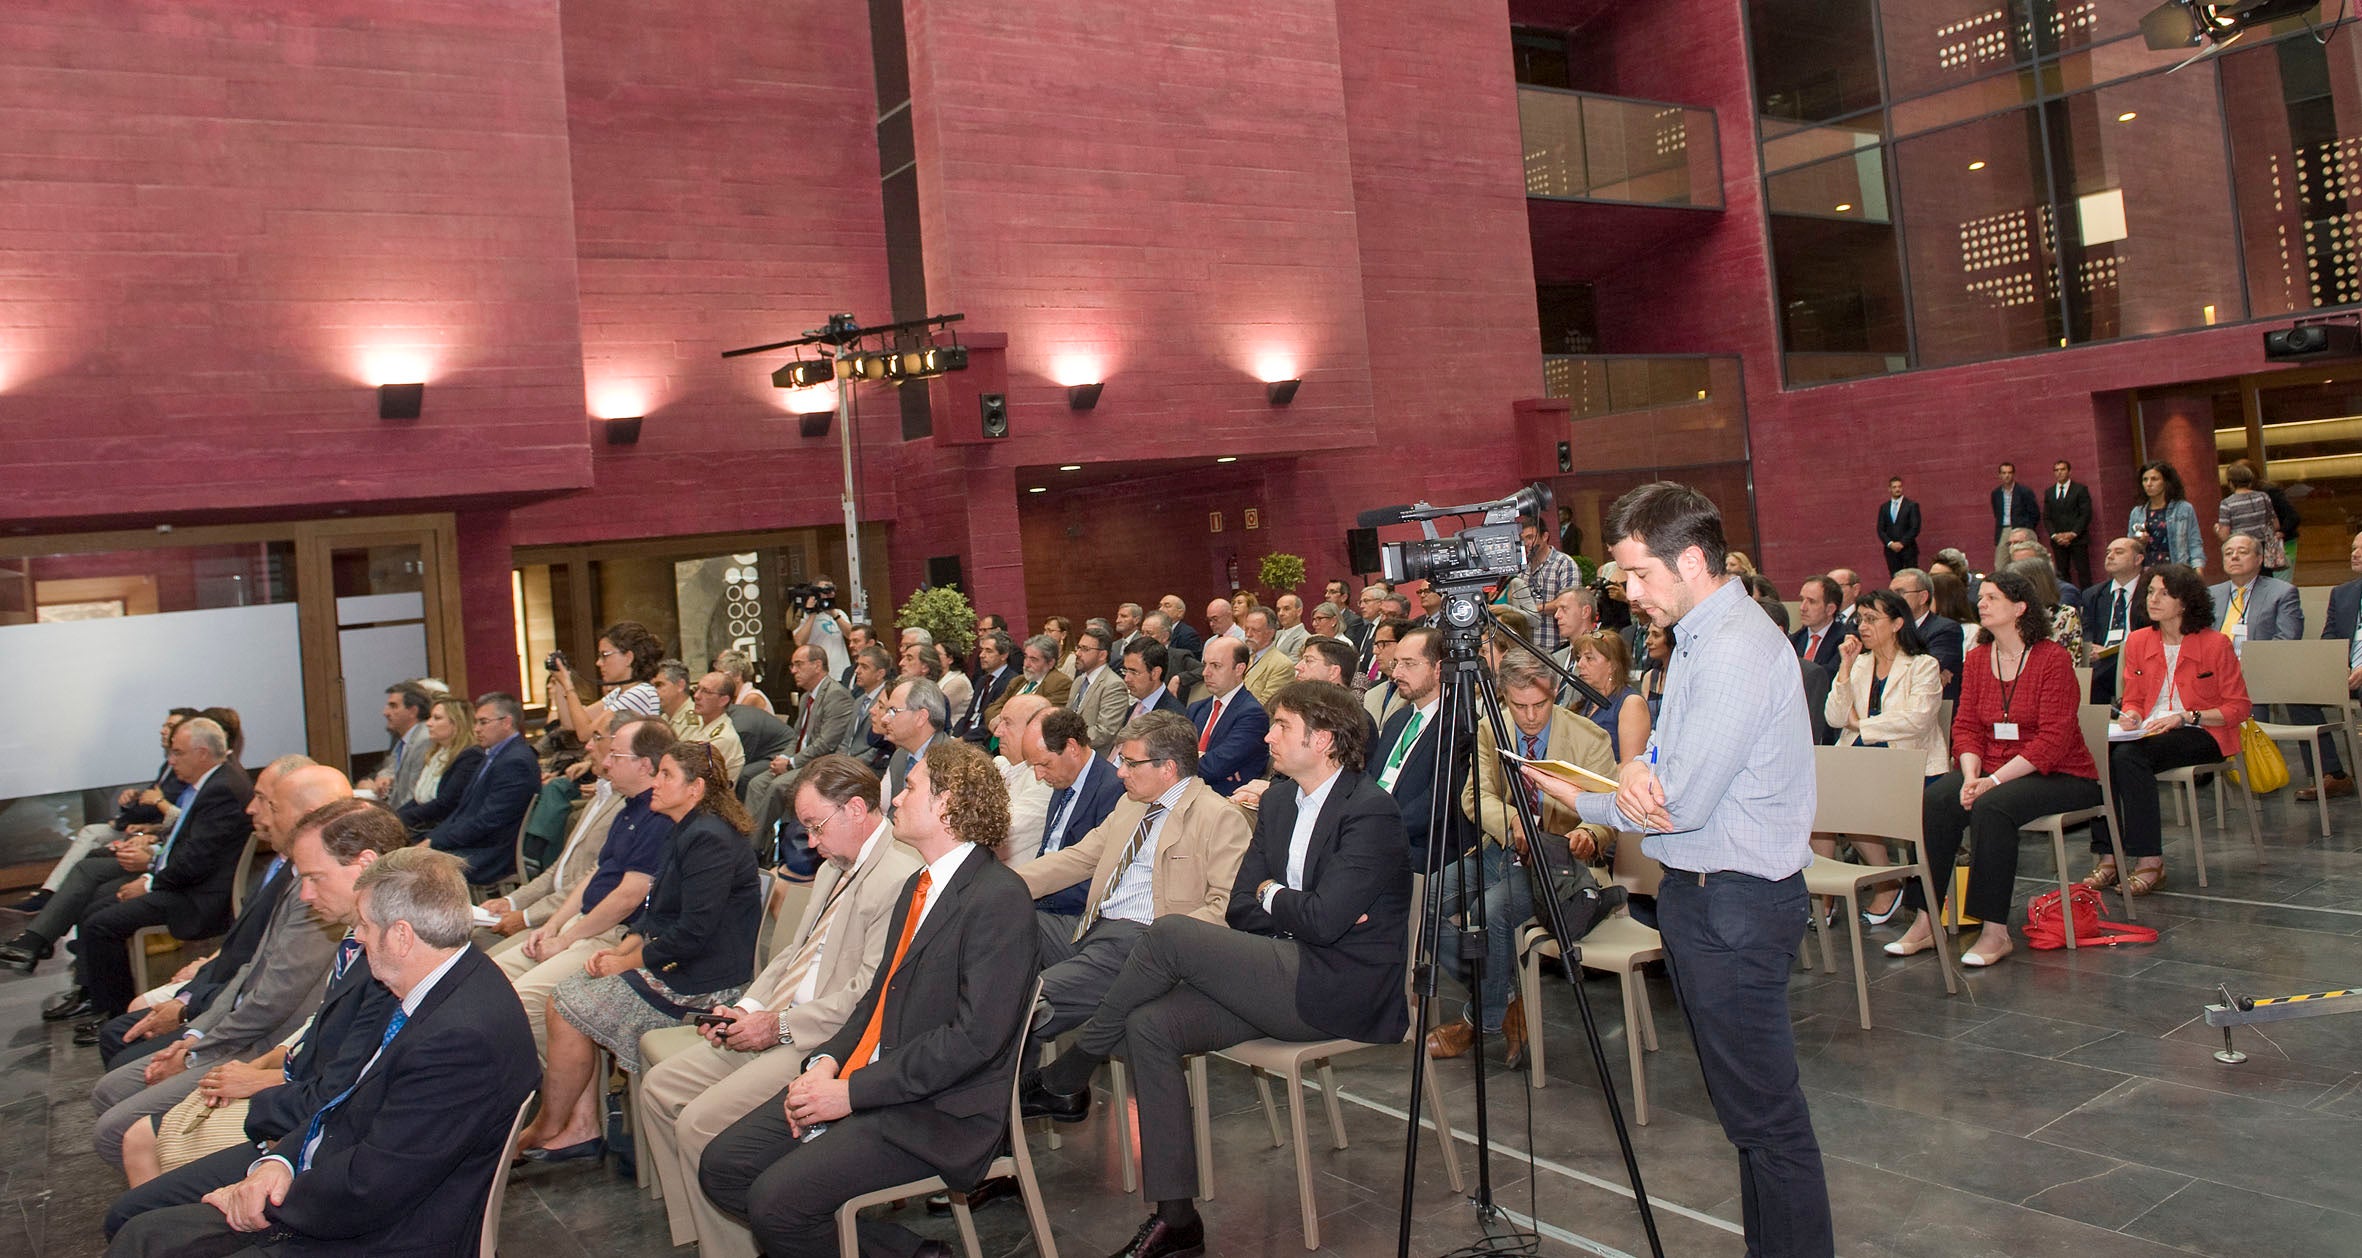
548,621,666,743
788,581,853,681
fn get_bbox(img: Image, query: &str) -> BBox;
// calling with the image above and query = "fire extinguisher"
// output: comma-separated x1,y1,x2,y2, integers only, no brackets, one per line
1225,555,1240,591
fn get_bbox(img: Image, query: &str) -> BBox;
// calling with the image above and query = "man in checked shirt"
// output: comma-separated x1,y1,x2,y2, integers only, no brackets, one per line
1526,481,1834,1258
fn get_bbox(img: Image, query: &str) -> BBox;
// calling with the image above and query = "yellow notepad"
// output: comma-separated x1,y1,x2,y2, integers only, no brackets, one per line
1499,749,1619,792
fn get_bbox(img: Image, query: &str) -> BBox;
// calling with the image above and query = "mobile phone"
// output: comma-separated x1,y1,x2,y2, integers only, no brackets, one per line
691,1012,733,1029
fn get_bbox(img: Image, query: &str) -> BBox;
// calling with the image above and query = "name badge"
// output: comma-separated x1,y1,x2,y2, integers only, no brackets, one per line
1993,722,2021,740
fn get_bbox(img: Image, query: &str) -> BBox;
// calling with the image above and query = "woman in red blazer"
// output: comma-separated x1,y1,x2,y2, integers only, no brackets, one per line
2088,563,2252,897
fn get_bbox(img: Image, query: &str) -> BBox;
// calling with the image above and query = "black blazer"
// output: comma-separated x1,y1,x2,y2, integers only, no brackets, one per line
261,947,537,1258
1799,658,1835,746
245,941,402,1141
1991,482,2041,539
638,810,762,996
954,666,1014,741
2045,480,2093,537
1791,623,1843,672
150,761,255,938
1166,621,1205,657
395,745,481,831
1033,754,1125,916
1916,613,1966,701
1188,688,1270,796
428,737,538,884
728,704,793,771
2080,579,2151,704
1228,769,1411,1044
1875,496,1920,550
2325,578,2361,697
1374,703,1474,871
811,851,1038,1191
175,859,294,1022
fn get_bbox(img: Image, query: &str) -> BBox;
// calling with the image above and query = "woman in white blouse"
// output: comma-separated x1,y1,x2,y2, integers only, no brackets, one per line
1821,589,1948,924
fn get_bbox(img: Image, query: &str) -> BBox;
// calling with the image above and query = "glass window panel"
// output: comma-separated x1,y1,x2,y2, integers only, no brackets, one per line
2223,28,2362,318
1890,68,2042,138
1750,0,1884,125
1894,107,2062,364
2252,377,2362,584
2046,74,2245,343
1767,151,1893,221
1769,213,1911,358
1878,0,2041,97
1761,113,1886,174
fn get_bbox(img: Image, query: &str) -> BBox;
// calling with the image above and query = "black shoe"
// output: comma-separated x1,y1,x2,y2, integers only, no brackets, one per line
1017,1075,1090,1124
71,1019,102,1047
4,889,51,914
962,1175,1019,1211
1,934,54,975
1107,1213,1205,1258
513,1137,605,1167
40,985,92,1022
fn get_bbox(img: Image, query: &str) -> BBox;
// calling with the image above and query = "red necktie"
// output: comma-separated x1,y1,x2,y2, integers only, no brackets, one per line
1808,630,1823,658
1198,696,1224,753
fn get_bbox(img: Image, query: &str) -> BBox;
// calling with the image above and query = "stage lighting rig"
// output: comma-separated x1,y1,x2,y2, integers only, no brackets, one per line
2142,0,2327,69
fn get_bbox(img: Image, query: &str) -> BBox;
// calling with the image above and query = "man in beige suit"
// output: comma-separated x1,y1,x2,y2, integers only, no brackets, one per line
475,726,626,951
1068,625,1133,754
635,754,919,1258
1240,608,1298,708
987,634,1073,731
1019,711,1252,1036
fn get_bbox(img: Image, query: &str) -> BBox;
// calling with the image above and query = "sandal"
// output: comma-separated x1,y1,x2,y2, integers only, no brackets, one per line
2081,863,2120,890
2124,867,2166,897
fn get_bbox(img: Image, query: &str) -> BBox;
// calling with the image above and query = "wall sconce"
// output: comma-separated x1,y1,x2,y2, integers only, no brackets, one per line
378,382,424,419
1264,378,1302,406
797,412,832,439
602,417,642,445
1067,382,1104,411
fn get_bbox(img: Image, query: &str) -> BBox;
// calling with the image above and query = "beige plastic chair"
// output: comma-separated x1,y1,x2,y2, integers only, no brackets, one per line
1800,744,1959,1029
2014,704,2135,948
1199,874,1464,1249
1514,834,1663,1115
2242,640,2361,839
129,831,261,992
480,1092,536,1258
2154,747,2262,886
832,981,1058,1258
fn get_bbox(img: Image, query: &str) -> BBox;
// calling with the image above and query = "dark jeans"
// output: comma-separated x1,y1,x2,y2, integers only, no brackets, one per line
1654,869,1833,1258
1914,771,2102,924
79,892,181,1017
2097,727,2222,859
1436,844,1529,1032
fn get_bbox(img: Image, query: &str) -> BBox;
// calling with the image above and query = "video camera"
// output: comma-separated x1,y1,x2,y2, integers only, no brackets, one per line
1363,483,1554,594
784,583,836,612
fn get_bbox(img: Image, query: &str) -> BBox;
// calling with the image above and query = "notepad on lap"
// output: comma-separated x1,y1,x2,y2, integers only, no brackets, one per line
1500,749,1619,792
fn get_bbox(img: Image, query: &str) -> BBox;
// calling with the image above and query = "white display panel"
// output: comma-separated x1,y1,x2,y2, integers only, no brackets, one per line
0,604,306,798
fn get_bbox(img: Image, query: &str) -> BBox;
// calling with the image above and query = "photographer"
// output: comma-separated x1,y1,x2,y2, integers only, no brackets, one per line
788,580,853,680
548,621,666,743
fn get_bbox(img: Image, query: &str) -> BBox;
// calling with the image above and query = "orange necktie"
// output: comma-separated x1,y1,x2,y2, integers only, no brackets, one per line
839,870,932,1078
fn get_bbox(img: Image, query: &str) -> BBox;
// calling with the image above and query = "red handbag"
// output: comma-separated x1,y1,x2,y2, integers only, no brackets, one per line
2023,886,2158,951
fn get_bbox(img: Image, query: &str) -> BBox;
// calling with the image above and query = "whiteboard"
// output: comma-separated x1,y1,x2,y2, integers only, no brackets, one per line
0,604,307,798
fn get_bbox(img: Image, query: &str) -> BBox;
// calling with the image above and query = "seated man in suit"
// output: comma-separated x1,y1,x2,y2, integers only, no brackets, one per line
5,719,253,1029
1373,627,1472,873
744,645,860,845
696,740,1038,1258
1067,625,1133,755
104,799,410,1235
1023,680,1411,1258
1889,567,1963,701
1119,640,1188,726
1017,710,1127,930
425,692,540,887
107,845,537,1258
834,645,897,772
1157,594,1204,656
1428,653,1617,1064
1791,576,1844,674
638,755,921,1258
2300,526,2362,800
1188,637,1269,795
1019,711,1252,1036
91,764,350,1170
1240,608,1298,707
2212,533,2301,646
996,634,1074,717
2081,536,2149,705
951,630,1017,743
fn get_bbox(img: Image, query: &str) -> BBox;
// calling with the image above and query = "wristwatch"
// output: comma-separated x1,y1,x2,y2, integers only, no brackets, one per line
2185,710,2201,728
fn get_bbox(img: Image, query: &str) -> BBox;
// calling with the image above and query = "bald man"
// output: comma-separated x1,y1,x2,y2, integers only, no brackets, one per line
991,694,1055,865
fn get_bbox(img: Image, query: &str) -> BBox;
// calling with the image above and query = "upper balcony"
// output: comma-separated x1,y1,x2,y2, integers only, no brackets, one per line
1519,86,1721,209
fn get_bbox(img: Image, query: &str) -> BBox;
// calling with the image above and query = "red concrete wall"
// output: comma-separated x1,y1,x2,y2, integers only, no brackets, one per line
0,0,593,525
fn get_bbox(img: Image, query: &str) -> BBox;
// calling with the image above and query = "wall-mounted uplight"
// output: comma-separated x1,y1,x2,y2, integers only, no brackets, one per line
377,383,424,420
1216,456,1238,464
1028,486,1048,494
1264,378,1302,405
602,417,643,445
1067,381,1104,411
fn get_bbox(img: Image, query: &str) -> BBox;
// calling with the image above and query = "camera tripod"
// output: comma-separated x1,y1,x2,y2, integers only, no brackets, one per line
1395,587,1663,1258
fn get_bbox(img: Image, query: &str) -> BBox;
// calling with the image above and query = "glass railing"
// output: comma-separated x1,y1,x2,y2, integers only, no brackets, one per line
1543,355,1749,470
1520,86,1722,208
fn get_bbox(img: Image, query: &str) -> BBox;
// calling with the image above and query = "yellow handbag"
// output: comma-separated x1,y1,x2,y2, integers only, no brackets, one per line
2229,719,2289,794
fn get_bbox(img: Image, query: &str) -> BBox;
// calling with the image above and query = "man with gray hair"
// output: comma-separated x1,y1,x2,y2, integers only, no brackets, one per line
878,676,949,820
108,845,539,1258
7,720,254,1024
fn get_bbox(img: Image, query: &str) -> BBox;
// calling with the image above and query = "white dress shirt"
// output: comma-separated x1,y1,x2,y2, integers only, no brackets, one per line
1099,777,1189,925
1261,767,1341,913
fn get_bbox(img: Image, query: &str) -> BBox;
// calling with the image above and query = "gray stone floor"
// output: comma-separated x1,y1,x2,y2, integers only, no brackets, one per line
4,782,2360,1258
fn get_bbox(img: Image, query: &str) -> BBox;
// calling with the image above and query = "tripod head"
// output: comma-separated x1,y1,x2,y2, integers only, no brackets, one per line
1429,584,1612,713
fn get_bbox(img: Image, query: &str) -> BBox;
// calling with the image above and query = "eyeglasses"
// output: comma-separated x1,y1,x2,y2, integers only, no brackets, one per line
473,716,506,727
796,802,847,833
1116,755,1170,770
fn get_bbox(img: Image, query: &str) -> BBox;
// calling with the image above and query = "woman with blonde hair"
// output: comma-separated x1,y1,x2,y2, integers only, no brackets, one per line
396,695,483,831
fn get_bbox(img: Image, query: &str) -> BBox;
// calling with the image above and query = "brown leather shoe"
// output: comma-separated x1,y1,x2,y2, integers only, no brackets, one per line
1424,1019,1474,1059
2297,774,2354,802
1501,997,1529,1071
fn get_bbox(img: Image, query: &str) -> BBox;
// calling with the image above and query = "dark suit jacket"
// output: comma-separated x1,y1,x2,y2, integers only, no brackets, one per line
174,858,293,1021
1166,622,1204,657
261,946,536,1258
954,665,1014,741
812,851,1039,1191
728,704,793,777
394,745,481,831
428,737,538,884
1791,623,1843,672
637,811,762,996
1375,703,1474,871
245,940,403,1142
1992,482,2041,540
1799,658,1835,746
1188,688,1270,796
2045,480,2092,537
149,761,255,938
1916,613,1965,702
2325,578,2362,697
1875,496,1920,553
2080,578,2151,704
1228,769,1411,1044
1031,753,1124,916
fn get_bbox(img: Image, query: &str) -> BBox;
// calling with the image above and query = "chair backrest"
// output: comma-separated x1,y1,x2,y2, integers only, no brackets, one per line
2078,704,2117,806
229,831,263,916
757,874,816,968
479,1092,535,1258
2074,666,2093,704
2300,585,2332,635
2237,639,2353,708
1608,829,1663,897
1809,745,1926,844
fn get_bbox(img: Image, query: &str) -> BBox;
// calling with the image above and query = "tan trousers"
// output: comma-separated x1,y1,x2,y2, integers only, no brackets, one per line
489,929,620,1057
634,1024,804,1258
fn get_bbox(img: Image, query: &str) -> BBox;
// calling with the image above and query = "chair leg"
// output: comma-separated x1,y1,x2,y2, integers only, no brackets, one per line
1419,1052,1465,1191
836,1202,861,1258
2184,779,2211,888
1911,854,1960,995
2043,828,2077,949
1187,1056,1213,1200
1287,1065,1319,1250
1013,1138,1061,1258
1315,1061,1347,1150
1620,969,1649,1126
1254,1067,1284,1148
2313,733,2333,839
948,1196,983,1258
2239,761,2264,864
1845,889,1872,1030
1111,1058,1137,1195
1629,970,1658,1051
1812,900,1835,974
1520,933,1549,1089
628,1073,651,1192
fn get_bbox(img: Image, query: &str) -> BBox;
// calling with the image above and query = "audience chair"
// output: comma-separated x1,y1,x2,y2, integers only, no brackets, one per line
2156,746,2263,887
1516,836,1665,1121
2074,665,2093,704
480,1092,536,1258
1199,874,1463,1249
1044,1032,1213,1200
1800,745,1960,1028
832,981,1059,1258
129,830,261,993
2242,640,2361,839
2015,705,2135,948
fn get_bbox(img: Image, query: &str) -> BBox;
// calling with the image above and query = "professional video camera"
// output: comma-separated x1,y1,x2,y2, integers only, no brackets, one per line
1364,483,1553,593
783,582,835,612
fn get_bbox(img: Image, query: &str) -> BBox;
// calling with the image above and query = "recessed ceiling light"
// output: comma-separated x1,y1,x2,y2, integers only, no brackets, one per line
1834,203,1853,212
1028,486,1047,493
1216,456,1238,463
1968,160,1986,171
1058,464,1081,471
2117,111,2137,122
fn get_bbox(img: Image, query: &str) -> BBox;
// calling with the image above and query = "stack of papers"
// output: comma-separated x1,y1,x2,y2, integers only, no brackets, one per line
1500,749,1619,792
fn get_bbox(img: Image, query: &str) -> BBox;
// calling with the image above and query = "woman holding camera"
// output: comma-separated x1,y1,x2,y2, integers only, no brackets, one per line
549,620,667,743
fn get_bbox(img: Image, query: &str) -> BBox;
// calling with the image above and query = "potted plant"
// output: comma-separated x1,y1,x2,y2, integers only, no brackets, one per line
896,584,978,659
